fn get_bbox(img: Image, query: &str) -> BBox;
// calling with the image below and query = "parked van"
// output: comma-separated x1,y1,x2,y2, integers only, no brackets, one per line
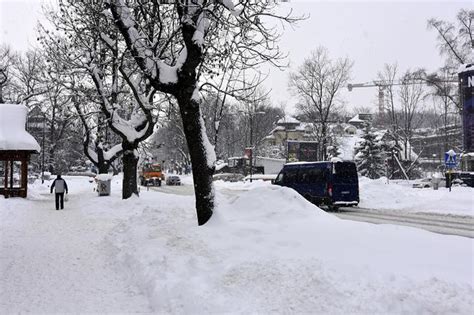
273,161,359,209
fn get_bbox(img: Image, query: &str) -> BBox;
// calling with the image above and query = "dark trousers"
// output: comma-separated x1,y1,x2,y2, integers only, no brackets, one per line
55,193,64,210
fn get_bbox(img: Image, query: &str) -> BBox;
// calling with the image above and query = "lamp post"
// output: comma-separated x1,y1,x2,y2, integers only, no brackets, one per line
247,110,265,183
41,111,46,184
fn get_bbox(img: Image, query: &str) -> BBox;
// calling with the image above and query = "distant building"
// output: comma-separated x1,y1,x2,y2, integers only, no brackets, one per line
411,124,462,170
262,116,311,147
347,113,373,129
260,115,360,160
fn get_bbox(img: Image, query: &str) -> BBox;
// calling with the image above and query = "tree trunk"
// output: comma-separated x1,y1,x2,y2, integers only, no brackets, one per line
98,163,109,174
97,147,109,174
177,96,214,226
321,124,327,160
122,143,139,199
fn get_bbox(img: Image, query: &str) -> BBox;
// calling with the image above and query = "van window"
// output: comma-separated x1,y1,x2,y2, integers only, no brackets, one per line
334,162,357,183
275,172,284,184
300,167,326,183
309,168,326,182
284,168,298,184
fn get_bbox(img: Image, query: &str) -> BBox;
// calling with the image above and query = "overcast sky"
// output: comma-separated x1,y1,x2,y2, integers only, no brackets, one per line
0,0,470,115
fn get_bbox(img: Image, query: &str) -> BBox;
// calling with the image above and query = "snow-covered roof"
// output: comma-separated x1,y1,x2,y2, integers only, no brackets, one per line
348,114,373,124
348,114,364,123
215,162,228,171
277,115,300,125
458,63,473,74
0,104,40,152
271,126,285,132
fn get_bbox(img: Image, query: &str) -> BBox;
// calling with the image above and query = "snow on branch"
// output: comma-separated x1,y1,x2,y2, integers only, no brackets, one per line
108,0,184,87
87,146,99,164
103,143,123,161
199,111,216,168
111,110,149,143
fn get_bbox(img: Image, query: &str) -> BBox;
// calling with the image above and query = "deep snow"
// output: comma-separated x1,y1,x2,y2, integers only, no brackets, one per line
359,177,474,216
0,175,473,314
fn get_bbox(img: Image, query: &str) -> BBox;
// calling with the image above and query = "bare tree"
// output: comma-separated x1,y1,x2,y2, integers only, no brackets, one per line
398,70,427,161
106,0,299,225
0,45,14,103
428,8,474,66
376,63,399,130
289,47,353,160
40,0,161,198
421,66,460,153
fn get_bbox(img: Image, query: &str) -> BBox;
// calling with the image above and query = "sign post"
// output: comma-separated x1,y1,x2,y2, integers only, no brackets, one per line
444,150,457,192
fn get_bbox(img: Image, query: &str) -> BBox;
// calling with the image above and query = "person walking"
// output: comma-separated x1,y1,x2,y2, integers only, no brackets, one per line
50,174,68,210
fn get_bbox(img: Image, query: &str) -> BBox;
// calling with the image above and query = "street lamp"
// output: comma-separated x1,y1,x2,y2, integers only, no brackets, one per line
247,110,265,183
41,111,46,184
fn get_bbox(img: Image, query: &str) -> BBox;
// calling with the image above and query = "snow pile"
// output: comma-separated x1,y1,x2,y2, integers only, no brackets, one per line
359,177,474,216
108,183,473,313
0,104,40,152
95,173,114,181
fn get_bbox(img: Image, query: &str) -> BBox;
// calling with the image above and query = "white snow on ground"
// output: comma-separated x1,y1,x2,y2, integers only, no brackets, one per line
0,177,151,313
1,175,473,313
359,177,474,216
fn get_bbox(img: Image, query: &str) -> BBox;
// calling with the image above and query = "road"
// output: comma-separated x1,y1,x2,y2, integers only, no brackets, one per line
335,208,474,238
148,184,473,238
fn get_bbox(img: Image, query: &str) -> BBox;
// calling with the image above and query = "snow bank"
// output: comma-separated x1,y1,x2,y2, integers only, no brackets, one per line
359,177,474,216
95,173,114,181
107,182,473,313
0,104,40,151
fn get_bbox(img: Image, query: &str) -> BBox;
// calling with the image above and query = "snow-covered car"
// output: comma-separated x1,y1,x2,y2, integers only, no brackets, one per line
166,175,181,186
212,173,245,182
412,178,445,188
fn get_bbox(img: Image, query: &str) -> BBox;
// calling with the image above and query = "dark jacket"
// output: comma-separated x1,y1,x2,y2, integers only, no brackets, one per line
51,177,68,194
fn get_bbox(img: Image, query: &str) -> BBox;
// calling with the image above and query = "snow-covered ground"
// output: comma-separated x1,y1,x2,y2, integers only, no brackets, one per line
1,175,473,313
359,177,474,217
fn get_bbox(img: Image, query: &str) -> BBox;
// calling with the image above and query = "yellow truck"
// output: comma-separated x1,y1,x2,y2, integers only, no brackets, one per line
139,163,164,186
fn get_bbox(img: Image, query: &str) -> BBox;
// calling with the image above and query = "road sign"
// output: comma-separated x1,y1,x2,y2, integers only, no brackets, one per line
444,150,457,168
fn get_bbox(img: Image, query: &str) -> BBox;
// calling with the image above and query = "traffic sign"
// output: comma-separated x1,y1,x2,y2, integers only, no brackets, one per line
444,150,457,168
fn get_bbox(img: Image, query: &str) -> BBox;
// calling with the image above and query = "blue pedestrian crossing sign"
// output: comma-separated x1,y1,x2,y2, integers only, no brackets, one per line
444,150,457,168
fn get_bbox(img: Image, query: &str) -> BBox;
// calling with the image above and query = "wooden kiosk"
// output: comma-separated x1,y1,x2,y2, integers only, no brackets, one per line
0,104,40,198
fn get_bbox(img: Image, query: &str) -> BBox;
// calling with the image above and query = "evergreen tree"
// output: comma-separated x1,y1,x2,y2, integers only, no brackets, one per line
354,124,385,179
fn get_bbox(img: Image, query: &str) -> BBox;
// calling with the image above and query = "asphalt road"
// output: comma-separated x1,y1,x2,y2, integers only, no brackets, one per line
334,208,474,238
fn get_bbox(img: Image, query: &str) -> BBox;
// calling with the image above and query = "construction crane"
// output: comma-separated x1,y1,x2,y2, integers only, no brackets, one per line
347,77,457,114
347,80,423,114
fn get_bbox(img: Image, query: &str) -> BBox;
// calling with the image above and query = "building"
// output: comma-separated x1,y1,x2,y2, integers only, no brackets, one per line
0,104,41,198
260,115,360,160
347,113,373,129
411,124,462,171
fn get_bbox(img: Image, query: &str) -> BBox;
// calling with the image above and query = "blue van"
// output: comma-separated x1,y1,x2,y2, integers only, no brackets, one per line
274,161,359,209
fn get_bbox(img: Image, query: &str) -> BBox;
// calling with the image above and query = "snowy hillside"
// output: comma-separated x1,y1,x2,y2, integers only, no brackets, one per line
1,176,472,313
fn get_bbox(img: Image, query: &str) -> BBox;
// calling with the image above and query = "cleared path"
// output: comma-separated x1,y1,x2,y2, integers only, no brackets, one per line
0,187,151,313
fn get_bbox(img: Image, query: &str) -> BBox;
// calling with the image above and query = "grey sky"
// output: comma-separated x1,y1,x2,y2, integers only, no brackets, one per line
0,0,471,115
265,0,470,114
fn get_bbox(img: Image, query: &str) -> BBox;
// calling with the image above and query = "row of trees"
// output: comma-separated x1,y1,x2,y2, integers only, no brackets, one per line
1,0,301,226
0,46,85,174
287,8,472,165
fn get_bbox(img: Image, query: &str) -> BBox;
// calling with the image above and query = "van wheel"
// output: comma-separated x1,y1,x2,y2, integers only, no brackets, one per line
328,205,339,212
